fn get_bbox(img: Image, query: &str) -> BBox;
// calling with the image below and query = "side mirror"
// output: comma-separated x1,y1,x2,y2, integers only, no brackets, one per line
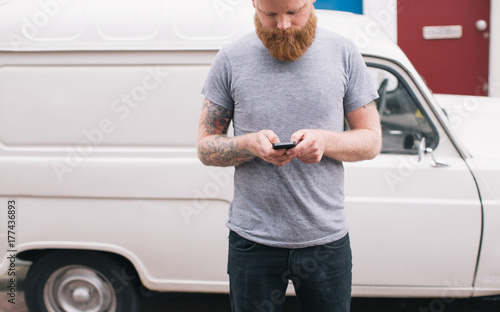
418,137,450,167
418,137,426,162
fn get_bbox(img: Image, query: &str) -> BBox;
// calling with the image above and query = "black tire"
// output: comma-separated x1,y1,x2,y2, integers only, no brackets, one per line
24,250,141,312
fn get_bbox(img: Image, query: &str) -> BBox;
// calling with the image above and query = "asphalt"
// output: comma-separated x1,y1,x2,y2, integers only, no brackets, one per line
2,291,500,312
1,265,500,312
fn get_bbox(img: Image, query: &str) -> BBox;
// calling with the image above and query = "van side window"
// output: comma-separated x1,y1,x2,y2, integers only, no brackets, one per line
368,66,437,154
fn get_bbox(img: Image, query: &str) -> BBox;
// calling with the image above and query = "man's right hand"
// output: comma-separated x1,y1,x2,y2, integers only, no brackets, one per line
197,98,295,167
249,130,295,167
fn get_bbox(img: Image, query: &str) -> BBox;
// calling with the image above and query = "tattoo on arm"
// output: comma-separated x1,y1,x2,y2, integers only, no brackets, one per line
202,99,232,135
200,136,254,166
198,99,253,166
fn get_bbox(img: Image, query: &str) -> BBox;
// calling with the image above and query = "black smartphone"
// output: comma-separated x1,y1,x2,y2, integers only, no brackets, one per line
272,141,297,150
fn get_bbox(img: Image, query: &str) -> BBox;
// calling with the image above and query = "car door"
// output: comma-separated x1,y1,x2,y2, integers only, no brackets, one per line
345,57,482,296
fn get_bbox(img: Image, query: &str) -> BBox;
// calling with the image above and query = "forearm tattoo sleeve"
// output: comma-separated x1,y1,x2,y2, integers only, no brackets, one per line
198,99,253,166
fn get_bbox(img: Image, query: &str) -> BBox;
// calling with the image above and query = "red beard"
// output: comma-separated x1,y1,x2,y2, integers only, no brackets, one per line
255,12,317,62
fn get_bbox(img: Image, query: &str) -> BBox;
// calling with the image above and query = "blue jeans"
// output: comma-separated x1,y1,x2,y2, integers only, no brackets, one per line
228,231,352,312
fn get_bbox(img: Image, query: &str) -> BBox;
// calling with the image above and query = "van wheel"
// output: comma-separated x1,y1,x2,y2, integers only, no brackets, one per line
24,251,141,312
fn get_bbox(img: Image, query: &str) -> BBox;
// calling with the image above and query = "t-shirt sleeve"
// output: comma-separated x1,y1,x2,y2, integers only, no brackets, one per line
343,45,379,113
201,49,235,111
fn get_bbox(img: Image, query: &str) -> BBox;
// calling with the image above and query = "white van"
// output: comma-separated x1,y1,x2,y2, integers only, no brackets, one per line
1,1,500,311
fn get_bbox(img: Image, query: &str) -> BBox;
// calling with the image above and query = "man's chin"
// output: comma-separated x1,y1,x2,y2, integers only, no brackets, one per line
255,12,317,62
268,45,305,62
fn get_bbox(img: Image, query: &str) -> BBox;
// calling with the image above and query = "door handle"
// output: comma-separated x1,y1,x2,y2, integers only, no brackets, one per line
476,19,488,32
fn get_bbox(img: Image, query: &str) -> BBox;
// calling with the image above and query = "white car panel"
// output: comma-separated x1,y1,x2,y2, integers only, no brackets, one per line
434,94,500,159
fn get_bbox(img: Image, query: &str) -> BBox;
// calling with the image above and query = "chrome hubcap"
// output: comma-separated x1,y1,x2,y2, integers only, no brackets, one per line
44,265,116,312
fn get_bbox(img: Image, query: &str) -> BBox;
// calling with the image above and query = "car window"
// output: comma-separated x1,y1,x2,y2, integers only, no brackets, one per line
367,65,437,154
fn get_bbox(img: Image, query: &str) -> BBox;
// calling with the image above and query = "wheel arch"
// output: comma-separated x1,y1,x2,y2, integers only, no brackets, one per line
18,248,144,289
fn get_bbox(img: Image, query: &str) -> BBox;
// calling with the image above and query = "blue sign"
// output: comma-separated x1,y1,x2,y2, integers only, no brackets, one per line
314,0,363,14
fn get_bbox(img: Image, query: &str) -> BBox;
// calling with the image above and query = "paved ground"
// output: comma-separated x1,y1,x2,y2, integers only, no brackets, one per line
2,290,500,312
1,265,499,312
139,292,500,312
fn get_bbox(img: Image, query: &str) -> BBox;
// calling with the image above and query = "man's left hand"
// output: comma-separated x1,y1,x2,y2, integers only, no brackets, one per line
286,129,326,164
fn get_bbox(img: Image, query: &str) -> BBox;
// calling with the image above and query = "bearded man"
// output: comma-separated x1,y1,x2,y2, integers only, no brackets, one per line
197,0,381,311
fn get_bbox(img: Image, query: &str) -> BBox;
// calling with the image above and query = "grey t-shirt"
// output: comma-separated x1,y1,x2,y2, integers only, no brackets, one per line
202,27,378,248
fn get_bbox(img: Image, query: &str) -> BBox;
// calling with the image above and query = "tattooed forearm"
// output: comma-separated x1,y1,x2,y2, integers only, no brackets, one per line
198,136,254,166
198,99,254,167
